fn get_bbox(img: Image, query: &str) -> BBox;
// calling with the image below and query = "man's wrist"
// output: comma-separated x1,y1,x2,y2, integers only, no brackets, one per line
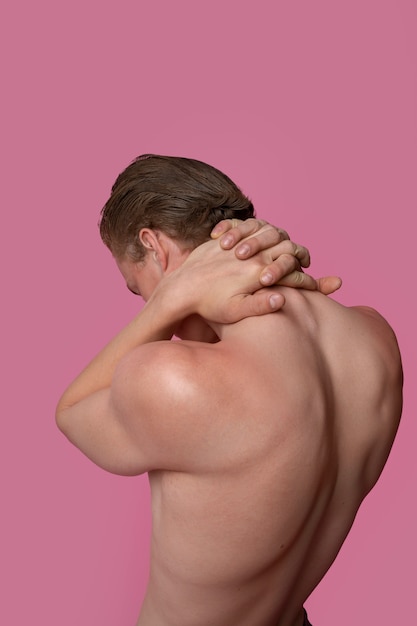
146,270,196,329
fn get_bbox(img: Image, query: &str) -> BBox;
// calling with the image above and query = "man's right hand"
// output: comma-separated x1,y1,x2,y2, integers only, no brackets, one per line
211,218,342,295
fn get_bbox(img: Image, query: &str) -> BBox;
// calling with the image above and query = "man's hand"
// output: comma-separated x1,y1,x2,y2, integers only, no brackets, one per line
158,237,288,325
211,218,342,296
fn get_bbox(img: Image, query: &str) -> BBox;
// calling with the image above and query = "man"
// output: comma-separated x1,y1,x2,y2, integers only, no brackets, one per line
56,155,403,626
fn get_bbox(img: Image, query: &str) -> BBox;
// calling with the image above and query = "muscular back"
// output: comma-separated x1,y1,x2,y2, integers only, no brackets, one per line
119,289,402,626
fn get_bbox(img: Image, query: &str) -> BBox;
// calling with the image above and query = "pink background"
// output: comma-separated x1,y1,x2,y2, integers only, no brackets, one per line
1,1,415,624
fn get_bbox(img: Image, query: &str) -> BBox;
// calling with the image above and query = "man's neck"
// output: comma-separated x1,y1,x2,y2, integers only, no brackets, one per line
174,314,220,343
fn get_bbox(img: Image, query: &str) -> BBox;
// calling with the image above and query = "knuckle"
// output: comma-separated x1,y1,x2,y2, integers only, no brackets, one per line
277,228,289,241
282,253,298,270
274,240,292,255
293,271,305,285
245,218,263,234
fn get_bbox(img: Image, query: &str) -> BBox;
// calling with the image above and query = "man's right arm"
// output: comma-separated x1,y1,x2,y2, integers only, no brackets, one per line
56,238,286,435
55,241,287,473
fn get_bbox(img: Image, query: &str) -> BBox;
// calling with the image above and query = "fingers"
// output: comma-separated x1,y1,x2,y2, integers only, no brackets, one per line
259,249,313,286
273,270,319,291
234,226,286,259
210,220,311,271
260,266,342,294
211,218,268,248
210,218,320,292
227,290,286,322
240,238,311,272
210,218,240,240
316,276,342,295
210,218,264,239
210,218,244,238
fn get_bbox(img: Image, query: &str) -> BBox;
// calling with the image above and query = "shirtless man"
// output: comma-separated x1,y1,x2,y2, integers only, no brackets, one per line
56,155,403,626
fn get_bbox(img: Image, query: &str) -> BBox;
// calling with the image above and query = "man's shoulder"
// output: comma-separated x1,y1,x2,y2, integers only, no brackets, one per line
111,339,243,473
114,339,227,413
348,305,402,363
119,338,222,374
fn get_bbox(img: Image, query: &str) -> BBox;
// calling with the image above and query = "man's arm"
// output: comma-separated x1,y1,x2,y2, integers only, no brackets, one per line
56,340,235,476
56,233,289,413
55,237,288,465
56,290,177,416
56,225,338,472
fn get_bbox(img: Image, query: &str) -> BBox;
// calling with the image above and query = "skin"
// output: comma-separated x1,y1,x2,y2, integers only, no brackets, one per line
56,223,402,626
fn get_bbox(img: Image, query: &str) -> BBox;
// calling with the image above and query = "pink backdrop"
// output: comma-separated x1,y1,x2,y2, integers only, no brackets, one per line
2,1,415,624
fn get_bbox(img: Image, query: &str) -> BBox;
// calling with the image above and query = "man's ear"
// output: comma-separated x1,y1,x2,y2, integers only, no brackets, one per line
139,228,168,271
139,228,189,273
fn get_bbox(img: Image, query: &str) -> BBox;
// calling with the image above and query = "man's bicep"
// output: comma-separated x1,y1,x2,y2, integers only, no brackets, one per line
57,388,151,476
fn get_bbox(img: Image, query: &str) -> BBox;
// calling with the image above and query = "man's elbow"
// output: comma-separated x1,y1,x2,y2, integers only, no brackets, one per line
55,400,71,436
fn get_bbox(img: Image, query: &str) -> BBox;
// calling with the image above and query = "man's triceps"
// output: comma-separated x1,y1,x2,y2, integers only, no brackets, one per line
57,384,151,476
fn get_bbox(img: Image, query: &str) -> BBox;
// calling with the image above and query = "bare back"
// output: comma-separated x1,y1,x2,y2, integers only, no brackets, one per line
133,289,402,626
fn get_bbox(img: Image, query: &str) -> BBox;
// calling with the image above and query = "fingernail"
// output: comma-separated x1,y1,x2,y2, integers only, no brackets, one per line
261,272,273,285
269,295,282,309
237,244,250,257
221,234,233,247
211,224,223,235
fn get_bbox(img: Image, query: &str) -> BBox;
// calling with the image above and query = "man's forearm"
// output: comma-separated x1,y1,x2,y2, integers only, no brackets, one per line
56,282,183,417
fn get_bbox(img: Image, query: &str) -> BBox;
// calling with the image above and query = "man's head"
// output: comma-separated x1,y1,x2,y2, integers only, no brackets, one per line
99,154,255,262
